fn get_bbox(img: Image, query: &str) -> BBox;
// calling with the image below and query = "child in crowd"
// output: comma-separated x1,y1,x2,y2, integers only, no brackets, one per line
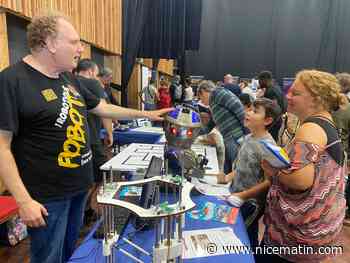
157,80,172,109
182,76,194,105
217,98,281,248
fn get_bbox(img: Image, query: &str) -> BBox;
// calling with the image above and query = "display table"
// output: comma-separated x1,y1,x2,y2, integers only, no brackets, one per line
68,194,254,263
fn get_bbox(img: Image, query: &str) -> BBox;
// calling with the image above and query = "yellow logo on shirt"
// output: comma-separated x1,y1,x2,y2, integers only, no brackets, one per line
41,89,58,102
57,86,88,168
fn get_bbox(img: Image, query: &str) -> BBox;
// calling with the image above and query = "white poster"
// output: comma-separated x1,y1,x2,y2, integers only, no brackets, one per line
182,227,244,259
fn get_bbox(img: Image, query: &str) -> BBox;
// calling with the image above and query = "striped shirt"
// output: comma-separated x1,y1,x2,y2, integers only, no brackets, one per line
208,87,245,142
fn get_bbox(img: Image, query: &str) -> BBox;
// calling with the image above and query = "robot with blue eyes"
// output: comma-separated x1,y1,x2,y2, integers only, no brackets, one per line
163,104,208,178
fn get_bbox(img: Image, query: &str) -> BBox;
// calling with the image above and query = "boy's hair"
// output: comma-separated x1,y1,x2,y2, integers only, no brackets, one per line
239,93,252,107
253,98,281,129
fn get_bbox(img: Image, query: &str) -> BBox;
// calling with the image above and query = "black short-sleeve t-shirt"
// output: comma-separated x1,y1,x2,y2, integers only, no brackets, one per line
0,61,100,202
77,76,104,146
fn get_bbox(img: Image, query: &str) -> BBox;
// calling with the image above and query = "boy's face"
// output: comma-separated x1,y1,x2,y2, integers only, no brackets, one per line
243,104,252,113
244,105,272,131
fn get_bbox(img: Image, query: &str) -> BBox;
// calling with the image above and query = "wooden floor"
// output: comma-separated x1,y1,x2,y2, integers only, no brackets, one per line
1,222,350,262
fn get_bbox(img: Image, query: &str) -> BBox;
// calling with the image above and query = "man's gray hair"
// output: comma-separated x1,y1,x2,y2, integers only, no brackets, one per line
98,67,113,78
198,80,216,93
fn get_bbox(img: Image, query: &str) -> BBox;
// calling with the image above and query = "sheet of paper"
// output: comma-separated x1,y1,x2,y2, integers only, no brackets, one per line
192,178,230,196
182,227,244,259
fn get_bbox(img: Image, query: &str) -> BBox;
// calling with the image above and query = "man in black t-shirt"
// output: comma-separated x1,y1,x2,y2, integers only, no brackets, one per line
257,71,287,140
75,59,113,223
76,59,112,182
0,13,171,263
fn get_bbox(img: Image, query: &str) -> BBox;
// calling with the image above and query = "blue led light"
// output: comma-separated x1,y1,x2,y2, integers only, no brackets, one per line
192,112,200,123
168,108,180,119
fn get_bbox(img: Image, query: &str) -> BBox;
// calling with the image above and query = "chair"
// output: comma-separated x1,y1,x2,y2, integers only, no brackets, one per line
0,196,19,225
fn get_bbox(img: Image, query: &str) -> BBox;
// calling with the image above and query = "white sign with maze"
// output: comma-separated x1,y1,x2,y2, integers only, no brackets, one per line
100,143,219,175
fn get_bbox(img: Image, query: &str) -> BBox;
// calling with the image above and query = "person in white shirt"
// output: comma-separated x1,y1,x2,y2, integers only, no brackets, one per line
183,77,194,105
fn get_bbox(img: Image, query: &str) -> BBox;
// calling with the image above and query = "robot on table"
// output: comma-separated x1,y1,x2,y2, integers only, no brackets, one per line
163,105,208,178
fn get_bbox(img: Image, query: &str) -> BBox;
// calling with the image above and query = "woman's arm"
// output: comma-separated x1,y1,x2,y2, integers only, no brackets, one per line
277,122,327,191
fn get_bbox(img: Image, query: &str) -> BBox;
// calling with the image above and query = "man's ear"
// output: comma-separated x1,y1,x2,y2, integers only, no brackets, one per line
45,36,57,54
264,116,273,127
88,68,94,78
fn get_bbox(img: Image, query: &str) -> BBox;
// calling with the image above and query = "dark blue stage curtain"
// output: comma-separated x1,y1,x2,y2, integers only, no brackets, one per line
122,0,202,106
186,0,350,83
138,0,202,59
122,0,152,106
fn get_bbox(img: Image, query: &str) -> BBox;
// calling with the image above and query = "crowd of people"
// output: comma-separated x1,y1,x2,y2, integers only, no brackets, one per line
200,70,348,263
141,70,350,263
0,11,349,263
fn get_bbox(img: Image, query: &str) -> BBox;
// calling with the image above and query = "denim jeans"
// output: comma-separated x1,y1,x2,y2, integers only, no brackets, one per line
28,191,88,263
224,138,240,174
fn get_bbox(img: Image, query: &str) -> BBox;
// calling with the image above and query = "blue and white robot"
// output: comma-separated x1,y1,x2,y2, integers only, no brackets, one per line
163,104,208,178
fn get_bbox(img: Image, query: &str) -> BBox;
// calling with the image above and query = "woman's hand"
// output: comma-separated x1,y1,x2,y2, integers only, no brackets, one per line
261,159,280,178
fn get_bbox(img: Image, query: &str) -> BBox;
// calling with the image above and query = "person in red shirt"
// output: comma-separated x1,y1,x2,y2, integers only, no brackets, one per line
157,80,172,109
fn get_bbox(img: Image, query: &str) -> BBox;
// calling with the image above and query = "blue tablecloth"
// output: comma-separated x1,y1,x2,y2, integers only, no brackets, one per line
100,129,162,146
69,194,254,263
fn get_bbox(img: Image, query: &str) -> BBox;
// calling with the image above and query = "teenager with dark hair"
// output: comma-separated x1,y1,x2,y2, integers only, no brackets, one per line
257,70,286,140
